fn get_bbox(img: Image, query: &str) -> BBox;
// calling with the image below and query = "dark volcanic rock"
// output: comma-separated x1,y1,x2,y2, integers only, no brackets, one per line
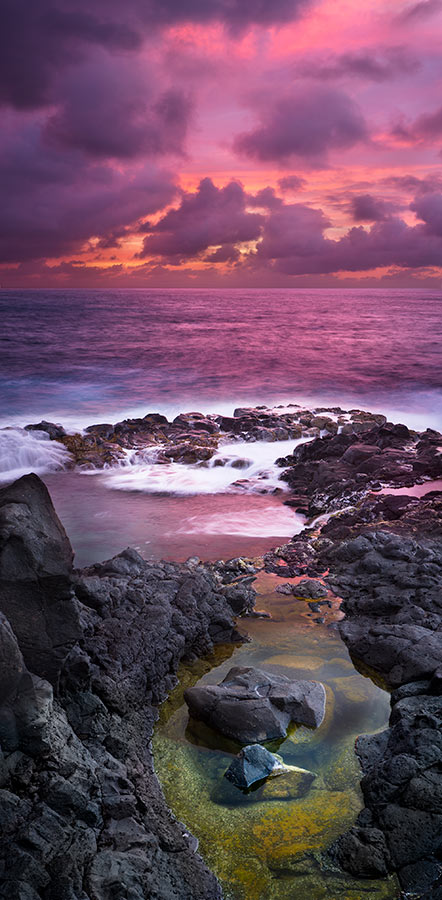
0,474,80,685
292,579,328,599
322,527,442,894
224,743,285,789
0,475,259,900
25,421,67,440
184,665,326,743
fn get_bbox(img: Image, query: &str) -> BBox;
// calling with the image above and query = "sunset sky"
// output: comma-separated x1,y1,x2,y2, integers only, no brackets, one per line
2,0,442,287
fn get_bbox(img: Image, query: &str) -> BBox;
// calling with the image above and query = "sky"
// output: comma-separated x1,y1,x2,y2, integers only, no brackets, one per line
1,0,442,288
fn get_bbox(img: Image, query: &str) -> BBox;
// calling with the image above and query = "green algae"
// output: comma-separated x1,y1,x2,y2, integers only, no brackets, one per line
153,572,400,900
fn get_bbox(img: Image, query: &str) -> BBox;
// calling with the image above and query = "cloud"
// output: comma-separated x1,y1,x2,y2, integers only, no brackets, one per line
0,0,314,111
234,87,367,163
296,47,420,82
44,54,192,160
0,114,178,262
277,175,306,192
411,192,442,235
391,104,442,145
383,174,442,194
397,0,442,22
256,200,442,275
350,194,398,222
138,178,264,261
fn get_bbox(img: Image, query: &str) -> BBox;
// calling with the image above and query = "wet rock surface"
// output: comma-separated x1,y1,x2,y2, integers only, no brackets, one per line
224,744,286,789
0,474,257,900
184,665,326,743
24,403,401,474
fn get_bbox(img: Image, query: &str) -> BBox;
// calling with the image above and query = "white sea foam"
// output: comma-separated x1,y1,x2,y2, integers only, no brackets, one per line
0,427,70,483
168,505,304,538
98,438,305,496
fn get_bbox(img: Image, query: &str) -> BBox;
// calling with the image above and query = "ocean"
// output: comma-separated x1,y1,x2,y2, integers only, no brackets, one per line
1,286,441,567
1,287,442,431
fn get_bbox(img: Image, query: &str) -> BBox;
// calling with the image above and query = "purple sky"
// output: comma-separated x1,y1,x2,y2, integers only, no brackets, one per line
1,0,442,287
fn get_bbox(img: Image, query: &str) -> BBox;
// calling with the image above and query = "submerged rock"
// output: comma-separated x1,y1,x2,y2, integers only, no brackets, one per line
184,665,326,743
260,764,316,801
224,744,317,799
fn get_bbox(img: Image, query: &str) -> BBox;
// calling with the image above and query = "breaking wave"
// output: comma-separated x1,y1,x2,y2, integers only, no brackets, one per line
98,438,306,496
0,427,70,483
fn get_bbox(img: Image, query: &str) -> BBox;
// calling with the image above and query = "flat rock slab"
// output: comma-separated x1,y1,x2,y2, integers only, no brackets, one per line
184,665,326,744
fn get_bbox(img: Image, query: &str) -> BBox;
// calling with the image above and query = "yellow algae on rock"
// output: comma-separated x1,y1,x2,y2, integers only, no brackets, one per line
322,741,362,791
250,789,361,866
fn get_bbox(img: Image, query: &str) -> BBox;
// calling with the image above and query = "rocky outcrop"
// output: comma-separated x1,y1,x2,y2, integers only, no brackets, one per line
322,530,442,897
184,665,326,743
0,474,257,900
0,474,80,685
24,404,403,472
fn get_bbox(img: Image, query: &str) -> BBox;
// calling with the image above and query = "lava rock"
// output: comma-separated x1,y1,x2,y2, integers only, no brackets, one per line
292,579,328,599
184,665,326,743
224,744,286,789
0,474,80,685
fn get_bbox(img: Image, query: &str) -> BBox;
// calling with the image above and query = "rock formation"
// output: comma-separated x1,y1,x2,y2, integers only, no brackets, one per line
0,474,256,900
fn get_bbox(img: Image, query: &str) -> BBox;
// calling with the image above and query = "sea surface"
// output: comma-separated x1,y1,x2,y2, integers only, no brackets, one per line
1,287,442,431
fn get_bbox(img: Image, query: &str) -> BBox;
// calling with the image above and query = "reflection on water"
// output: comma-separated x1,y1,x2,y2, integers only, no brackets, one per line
154,573,399,900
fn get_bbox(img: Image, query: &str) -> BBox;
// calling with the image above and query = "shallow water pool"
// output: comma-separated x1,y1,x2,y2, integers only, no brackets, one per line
153,573,399,900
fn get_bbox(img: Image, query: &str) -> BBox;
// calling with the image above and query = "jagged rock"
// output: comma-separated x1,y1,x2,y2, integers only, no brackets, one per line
0,474,259,900
224,744,286,789
184,666,326,743
292,579,328,599
0,475,80,685
24,421,66,441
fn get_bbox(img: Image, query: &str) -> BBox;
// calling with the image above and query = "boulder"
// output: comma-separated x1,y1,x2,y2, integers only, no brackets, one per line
0,474,80,685
184,666,326,743
292,579,328,600
224,744,286,789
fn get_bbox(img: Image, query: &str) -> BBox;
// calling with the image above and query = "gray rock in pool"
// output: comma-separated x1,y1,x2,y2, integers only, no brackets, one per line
225,744,286,789
184,665,326,743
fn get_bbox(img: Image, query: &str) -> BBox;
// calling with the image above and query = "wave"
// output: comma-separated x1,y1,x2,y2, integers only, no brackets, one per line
0,427,70,483
97,438,306,496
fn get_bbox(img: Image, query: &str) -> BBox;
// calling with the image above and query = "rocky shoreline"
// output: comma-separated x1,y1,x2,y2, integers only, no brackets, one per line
1,405,442,899
0,474,256,900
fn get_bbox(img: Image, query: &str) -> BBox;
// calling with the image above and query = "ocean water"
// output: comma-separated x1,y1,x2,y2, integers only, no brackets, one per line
1,287,442,431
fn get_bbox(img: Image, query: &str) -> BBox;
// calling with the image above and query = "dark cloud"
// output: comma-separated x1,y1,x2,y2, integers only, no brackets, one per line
277,175,306,192
411,192,442,235
257,204,330,261
44,55,192,159
397,0,442,22
247,188,283,209
0,115,177,263
350,194,397,222
204,244,240,262
138,178,264,261
0,0,313,111
256,201,442,275
296,47,420,82
391,104,442,145
234,88,367,163
383,174,442,194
